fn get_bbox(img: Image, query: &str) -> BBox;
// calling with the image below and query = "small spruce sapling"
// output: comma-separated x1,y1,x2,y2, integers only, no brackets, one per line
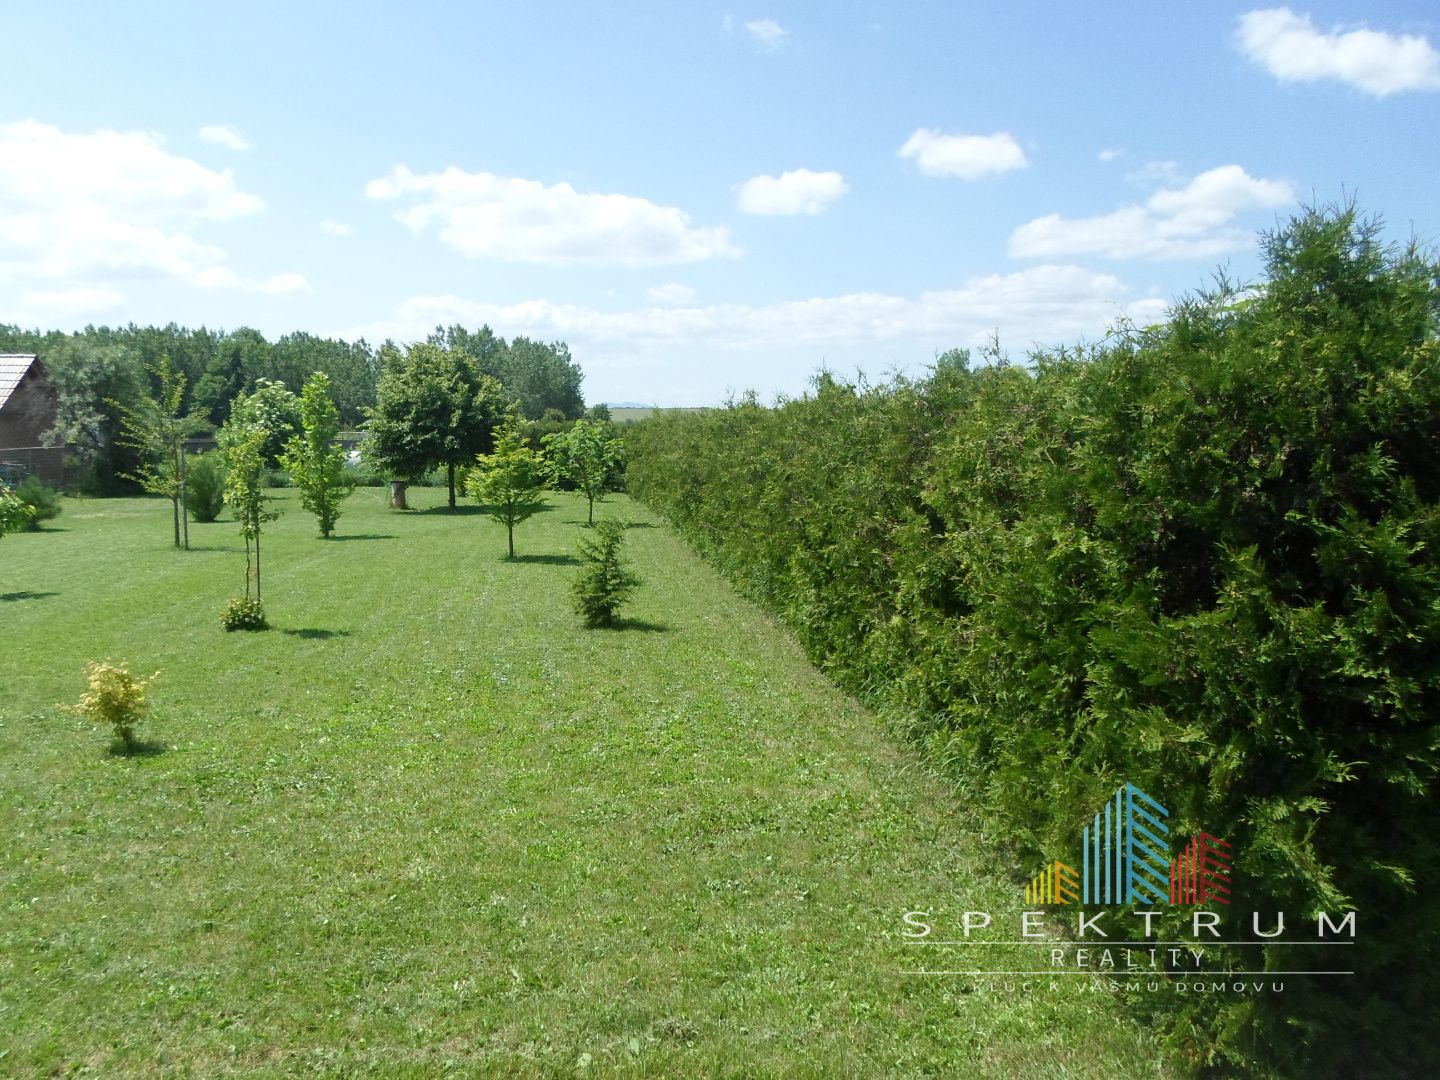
572,518,641,627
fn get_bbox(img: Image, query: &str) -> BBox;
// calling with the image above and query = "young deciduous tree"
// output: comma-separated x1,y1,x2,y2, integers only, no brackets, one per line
115,356,210,549
544,418,623,525
280,372,354,538
220,423,281,606
466,421,548,559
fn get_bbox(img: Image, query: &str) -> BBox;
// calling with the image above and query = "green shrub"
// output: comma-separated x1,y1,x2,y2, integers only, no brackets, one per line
67,660,157,752
624,206,1440,1075
0,482,34,536
220,596,267,632
572,518,641,626
13,475,60,529
343,459,387,487
183,452,226,522
260,466,292,488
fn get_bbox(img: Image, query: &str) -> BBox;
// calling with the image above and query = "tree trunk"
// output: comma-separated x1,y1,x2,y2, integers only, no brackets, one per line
588,493,594,526
508,523,515,559
171,443,182,548
390,480,409,510
180,445,190,550
448,462,456,509
255,530,262,603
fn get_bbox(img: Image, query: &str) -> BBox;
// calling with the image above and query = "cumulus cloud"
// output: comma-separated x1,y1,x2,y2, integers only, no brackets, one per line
648,282,697,304
320,219,355,237
15,286,126,314
198,123,251,150
898,129,1028,180
192,268,309,294
1237,8,1440,95
366,165,740,267
345,264,1168,361
0,119,302,294
737,169,847,215
1098,148,1122,162
1009,164,1296,260
745,19,788,50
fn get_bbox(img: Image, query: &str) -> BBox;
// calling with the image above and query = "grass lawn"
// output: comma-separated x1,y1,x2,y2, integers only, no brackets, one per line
1,487,1184,1077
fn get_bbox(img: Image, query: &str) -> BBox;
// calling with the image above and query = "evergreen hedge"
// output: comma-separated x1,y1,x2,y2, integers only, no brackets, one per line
624,207,1440,1073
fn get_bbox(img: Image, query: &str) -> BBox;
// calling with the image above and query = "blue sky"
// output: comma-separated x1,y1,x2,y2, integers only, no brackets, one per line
2,2,1437,404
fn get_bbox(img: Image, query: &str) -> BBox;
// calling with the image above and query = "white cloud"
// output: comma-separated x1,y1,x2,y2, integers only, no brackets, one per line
898,129,1028,180
194,268,309,294
1098,148,1122,162
1009,164,1296,260
1125,160,1184,188
648,282,697,304
1237,8,1440,95
0,119,294,294
16,287,126,314
365,165,740,267
320,219,355,237
345,264,1168,361
198,123,252,150
737,169,847,215
1,286,127,328
745,19,788,50
257,272,310,295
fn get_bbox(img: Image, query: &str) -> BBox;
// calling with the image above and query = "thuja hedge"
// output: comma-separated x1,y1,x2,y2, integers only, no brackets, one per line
625,208,1439,1073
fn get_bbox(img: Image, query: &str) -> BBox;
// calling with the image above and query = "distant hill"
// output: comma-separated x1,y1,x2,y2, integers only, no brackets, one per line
605,404,713,424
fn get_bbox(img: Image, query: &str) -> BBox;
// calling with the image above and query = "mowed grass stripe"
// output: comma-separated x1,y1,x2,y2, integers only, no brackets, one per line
0,488,1182,1077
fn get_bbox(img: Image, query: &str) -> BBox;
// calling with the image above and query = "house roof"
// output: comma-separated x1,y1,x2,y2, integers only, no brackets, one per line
0,354,40,411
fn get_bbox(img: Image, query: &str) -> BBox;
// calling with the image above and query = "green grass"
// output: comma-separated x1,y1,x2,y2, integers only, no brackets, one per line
1,489,1185,1077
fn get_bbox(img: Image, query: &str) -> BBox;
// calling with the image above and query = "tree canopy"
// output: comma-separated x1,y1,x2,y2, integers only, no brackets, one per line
363,341,509,508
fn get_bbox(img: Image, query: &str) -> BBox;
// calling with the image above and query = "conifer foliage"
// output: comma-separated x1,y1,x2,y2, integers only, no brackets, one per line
624,206,1440,1074
572,518,640,627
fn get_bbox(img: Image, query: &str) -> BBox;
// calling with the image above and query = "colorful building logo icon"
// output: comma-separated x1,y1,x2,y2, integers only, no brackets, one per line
1027,783,1232,906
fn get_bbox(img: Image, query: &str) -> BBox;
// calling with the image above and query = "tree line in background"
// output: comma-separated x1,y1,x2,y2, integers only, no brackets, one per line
0,321,594,494
624,206,1440,1075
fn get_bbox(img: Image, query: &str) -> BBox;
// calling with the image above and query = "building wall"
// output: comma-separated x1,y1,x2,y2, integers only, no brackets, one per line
0,366,58,449
0,366,63,486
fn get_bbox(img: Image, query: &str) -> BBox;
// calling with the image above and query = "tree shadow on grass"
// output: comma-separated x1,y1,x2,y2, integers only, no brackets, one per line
595,618,670,633
327,534,396,541
564,518,657,529
282,628,352,640
419,504,489,516
107,739,167,759
509,553,580,566
1,590,58,602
